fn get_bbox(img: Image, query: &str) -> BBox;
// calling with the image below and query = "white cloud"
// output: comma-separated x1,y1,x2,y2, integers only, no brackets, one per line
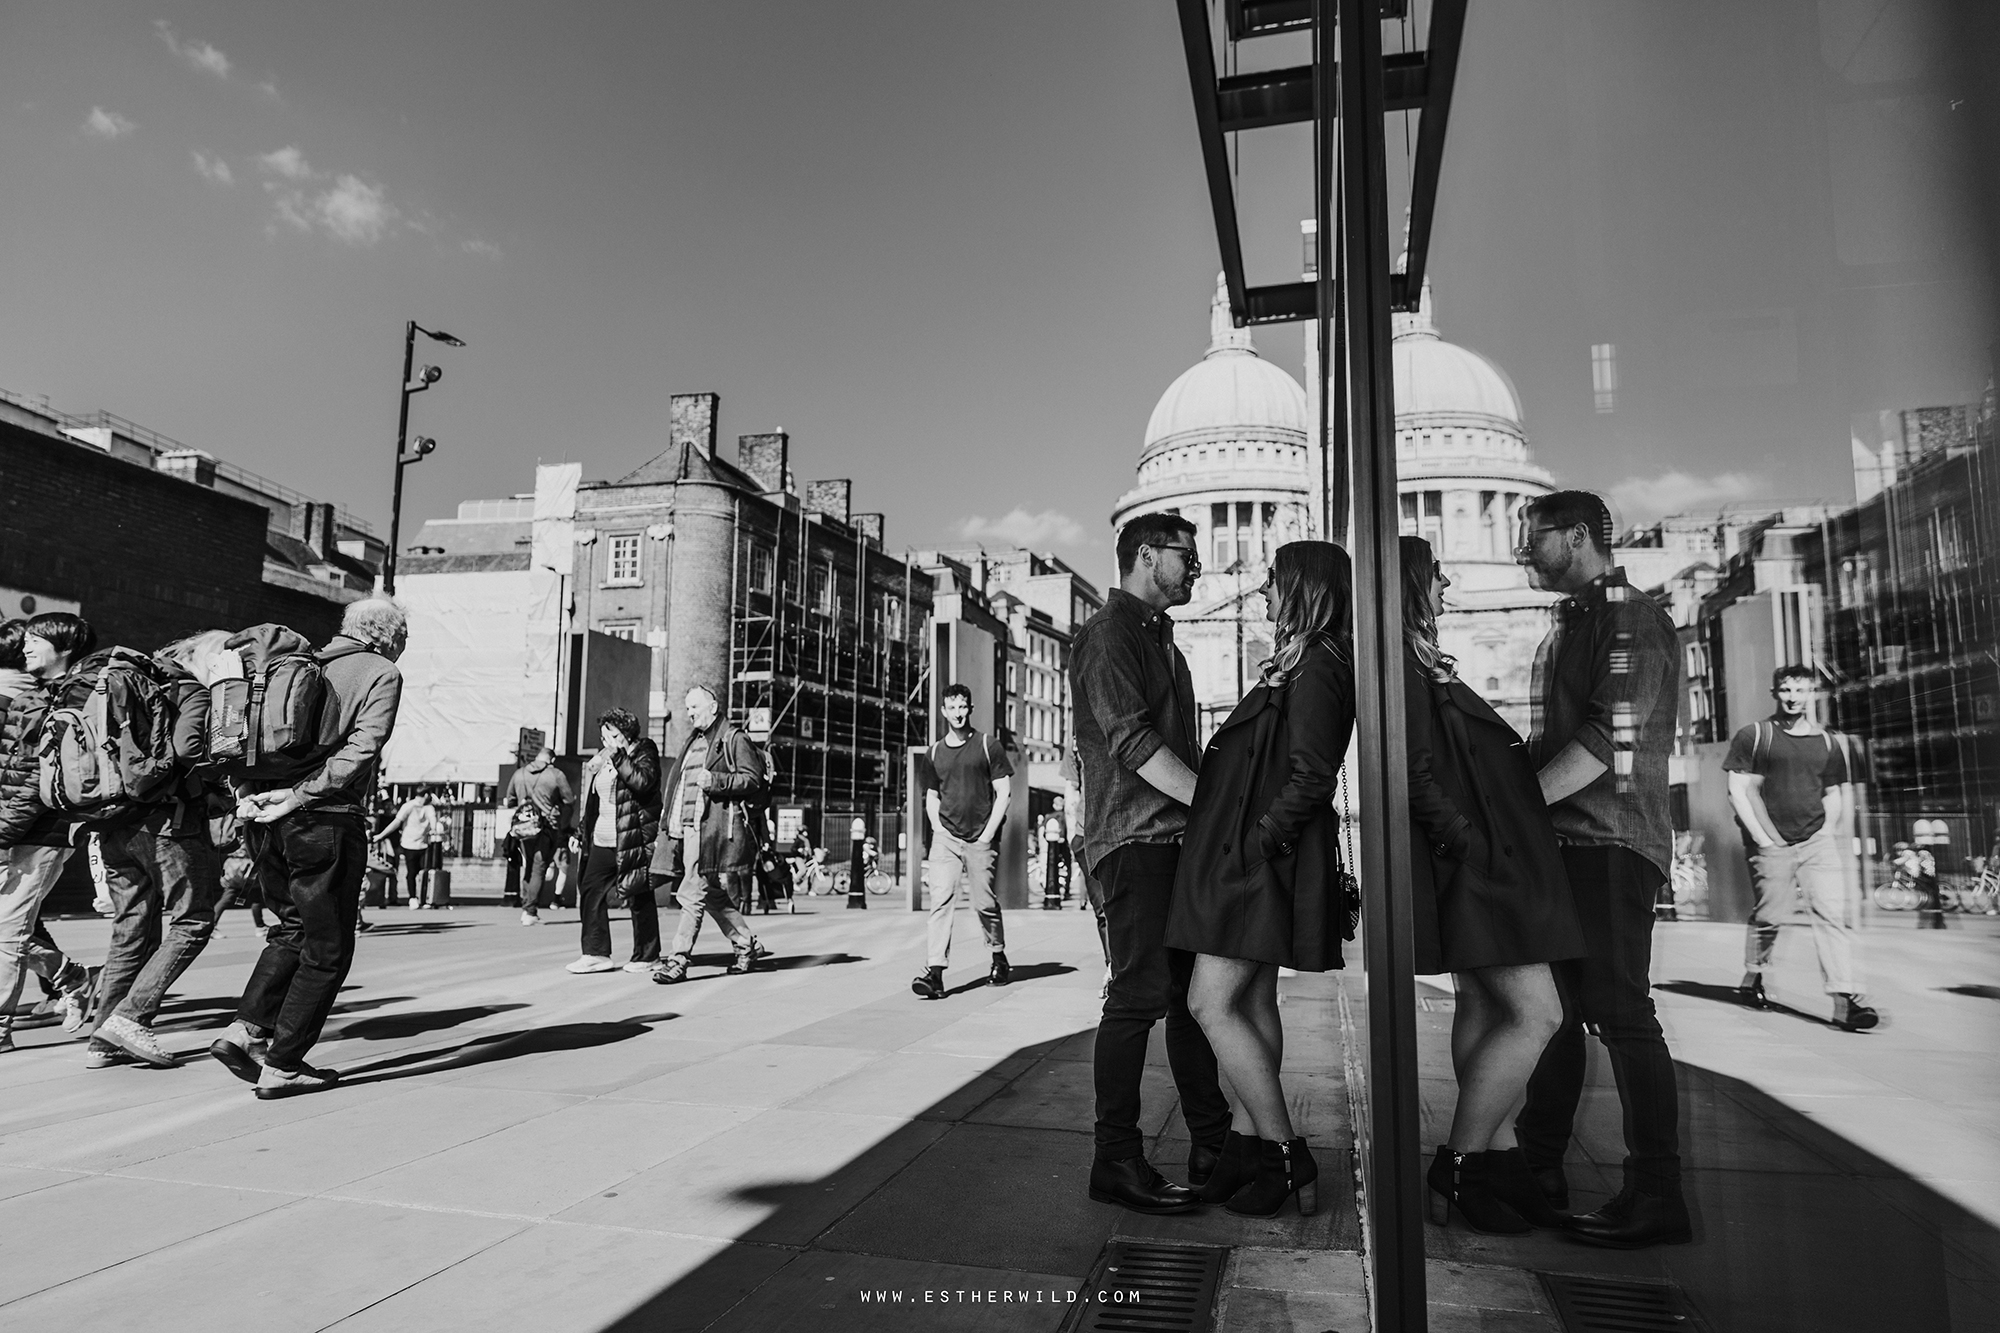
1608,469,1768,524
258,145,313,180
460,237,503,260
955,508,1089,549
255,80,281,101
192,150,233,185
315,175,393,244
155,21,231,79
83,106,136,139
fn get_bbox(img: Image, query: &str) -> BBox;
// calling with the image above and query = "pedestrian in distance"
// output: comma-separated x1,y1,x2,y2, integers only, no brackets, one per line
1169,540,1356,1218
0,617,98,1052
1397,537,1585,1234
79,628,234,1070
651,686,770,984
1729,666,1878,1031
566,708,661,974
506,745,571,926
1069,511,1231,1215
377,791,442,908
210,599,407,1100
1511,491,1690,1249
910,682,1013,1000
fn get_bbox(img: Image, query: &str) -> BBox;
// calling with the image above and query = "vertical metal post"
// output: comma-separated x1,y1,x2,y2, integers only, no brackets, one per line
1314,0,1347,546
906,746,926,912
1338,0,1425,1327
384,321,417,594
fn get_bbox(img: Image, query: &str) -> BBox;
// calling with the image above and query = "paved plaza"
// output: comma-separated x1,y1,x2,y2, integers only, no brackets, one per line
1,898,1996,1331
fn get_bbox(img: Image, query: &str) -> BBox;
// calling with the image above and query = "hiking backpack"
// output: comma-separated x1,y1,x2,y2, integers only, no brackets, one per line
207,624,330,779
37,649,181,820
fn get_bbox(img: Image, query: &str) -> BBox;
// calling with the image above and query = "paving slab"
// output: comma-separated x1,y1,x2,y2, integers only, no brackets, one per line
606,1041,880,1109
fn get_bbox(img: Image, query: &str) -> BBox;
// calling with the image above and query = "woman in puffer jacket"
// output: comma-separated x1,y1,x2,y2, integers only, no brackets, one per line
566,707,661,974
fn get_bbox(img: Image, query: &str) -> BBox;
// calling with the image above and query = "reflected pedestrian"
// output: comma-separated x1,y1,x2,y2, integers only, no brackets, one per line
1170,540,1354,1217
1398,537,1582,1233
1512,492,1689,1248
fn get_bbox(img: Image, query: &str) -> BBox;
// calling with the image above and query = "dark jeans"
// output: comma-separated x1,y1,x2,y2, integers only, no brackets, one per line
1517,844,1682,1194
519,831,559,911
1093,842,1230,1161
578,845,659,962
239,811,366,1070
399,846,429,902
95,823,221,1032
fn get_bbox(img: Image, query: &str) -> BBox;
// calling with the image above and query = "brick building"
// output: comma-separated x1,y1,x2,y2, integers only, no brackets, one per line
0,397,376,651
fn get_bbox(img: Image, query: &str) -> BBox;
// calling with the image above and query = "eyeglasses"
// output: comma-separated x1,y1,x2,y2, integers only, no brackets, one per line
1512,525,1571,555
1149,543,1202,570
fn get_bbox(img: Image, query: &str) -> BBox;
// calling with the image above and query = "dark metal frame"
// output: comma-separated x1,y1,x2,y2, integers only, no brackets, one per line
1175,2,1471,1327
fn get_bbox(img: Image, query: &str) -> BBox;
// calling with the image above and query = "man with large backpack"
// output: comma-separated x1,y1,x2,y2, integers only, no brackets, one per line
208,599,406,1099
53,627,234,1069
0,616,98,1052
650,684,769,984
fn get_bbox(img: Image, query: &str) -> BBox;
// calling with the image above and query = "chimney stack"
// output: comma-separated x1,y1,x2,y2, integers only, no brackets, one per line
156,449,217,487
737,432,790,493
669,393,719,461
804,479,851,525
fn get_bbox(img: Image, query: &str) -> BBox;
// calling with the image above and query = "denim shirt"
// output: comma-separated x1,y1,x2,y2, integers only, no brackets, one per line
1527,568,1681,878
1069,589,1200,873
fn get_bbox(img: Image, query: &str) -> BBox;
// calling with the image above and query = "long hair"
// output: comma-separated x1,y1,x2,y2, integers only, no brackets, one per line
1400,536,1457,682
1260,541,1352,687
155,629,232,684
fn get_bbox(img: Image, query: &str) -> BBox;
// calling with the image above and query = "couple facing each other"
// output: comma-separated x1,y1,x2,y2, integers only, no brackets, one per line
1148,534,1582,1223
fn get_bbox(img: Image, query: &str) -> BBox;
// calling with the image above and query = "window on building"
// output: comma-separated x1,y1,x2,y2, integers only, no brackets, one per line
1400,492,1419,536
1236,502,1253,568
811,565,832,615
883,595,904,639
1419,491,1444,550
1591,343,1618,413
1211,502,1233,567
1480,491,1498,555
601,622,639,641
608,534,642,585
748,544,774,592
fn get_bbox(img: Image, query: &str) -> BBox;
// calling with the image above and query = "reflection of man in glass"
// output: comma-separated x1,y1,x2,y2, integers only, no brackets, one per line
1512,491,1690,1249
1726,668,1878,1031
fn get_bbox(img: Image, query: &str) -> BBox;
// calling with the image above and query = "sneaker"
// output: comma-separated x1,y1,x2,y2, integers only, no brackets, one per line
84,1043,132,1070
519,911,542,926
650,956,688,985
254,1062,341,1100
407,899,422,911
15,996,61,1031
565,956,619,974
356,918,374,933
726,950,758,976
96,1014,175,1068
622,960,655,974
208,1021,270,1083
59,967,100,1034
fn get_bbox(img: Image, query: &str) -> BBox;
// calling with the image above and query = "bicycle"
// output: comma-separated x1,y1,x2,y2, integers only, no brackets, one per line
1870,868,1926,911
828,867,896,896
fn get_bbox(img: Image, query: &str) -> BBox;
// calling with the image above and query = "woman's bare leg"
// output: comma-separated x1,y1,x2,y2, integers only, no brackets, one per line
1444,963,1561,1153
1189,954,1293,1142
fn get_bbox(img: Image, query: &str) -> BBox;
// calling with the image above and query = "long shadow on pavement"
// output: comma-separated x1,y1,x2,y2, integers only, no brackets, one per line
337,1015,672,1085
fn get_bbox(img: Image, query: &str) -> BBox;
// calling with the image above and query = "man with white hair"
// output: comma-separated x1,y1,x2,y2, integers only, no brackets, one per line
210,599,406,1099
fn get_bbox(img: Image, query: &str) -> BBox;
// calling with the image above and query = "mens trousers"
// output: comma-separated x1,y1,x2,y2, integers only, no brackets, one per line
239,811,367,1070
925,831,1004,969
578,845,660,962
1092,842,1230,1162
519,831,560,911
667,845,756,960
95,823,221,1032
1744,829,1860,995
0,846,77,1023
1517,845,1682,1195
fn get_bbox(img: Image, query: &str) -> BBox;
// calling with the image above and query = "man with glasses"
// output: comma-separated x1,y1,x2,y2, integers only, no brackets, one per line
1068,512,1229,1214
1512,490,1689,1247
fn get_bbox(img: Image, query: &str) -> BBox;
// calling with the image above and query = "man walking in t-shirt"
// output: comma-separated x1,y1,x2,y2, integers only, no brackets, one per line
1726,666,1878,1031
911,683,1012,999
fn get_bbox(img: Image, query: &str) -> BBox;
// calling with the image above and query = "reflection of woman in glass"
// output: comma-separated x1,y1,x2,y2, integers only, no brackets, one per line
1400,536,1585,1232
1168,541,1355,1216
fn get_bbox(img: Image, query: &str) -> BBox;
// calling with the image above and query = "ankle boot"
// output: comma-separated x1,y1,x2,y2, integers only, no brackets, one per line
1197,1131,1259,1205
1426,1146,1530,1234
1484,1147,1563,1226
1225,1136,1319,1217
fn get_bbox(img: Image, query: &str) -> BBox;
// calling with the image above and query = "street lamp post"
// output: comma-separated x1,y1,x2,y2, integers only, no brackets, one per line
383,320,465,594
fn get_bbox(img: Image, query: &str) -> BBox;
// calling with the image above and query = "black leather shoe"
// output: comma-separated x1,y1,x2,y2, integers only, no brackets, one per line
1088,1157,1202,1214
1737,973,1768,1009
1532,1164,1570,1211
989,953,1011,986
911,967,943,1000
1486,1147,1563,1226
1187,1138,1223,1189
1564,1189,1692,1249
1833,994,1880,1031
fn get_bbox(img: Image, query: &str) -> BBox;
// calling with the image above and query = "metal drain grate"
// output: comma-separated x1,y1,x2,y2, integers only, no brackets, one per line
1061,1240,1227,1333
1541,1272,1711,1333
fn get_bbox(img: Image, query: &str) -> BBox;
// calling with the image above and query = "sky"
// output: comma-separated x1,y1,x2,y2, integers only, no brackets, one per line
3,1,1991,581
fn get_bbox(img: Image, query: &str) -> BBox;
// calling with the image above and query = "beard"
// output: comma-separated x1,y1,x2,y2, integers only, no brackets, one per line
1152,563,1195,607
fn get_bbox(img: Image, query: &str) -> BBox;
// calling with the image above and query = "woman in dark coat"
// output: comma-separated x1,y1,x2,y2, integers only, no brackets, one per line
1400,536,1584,1234
568,707,662,973
1167,541,1355,1218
